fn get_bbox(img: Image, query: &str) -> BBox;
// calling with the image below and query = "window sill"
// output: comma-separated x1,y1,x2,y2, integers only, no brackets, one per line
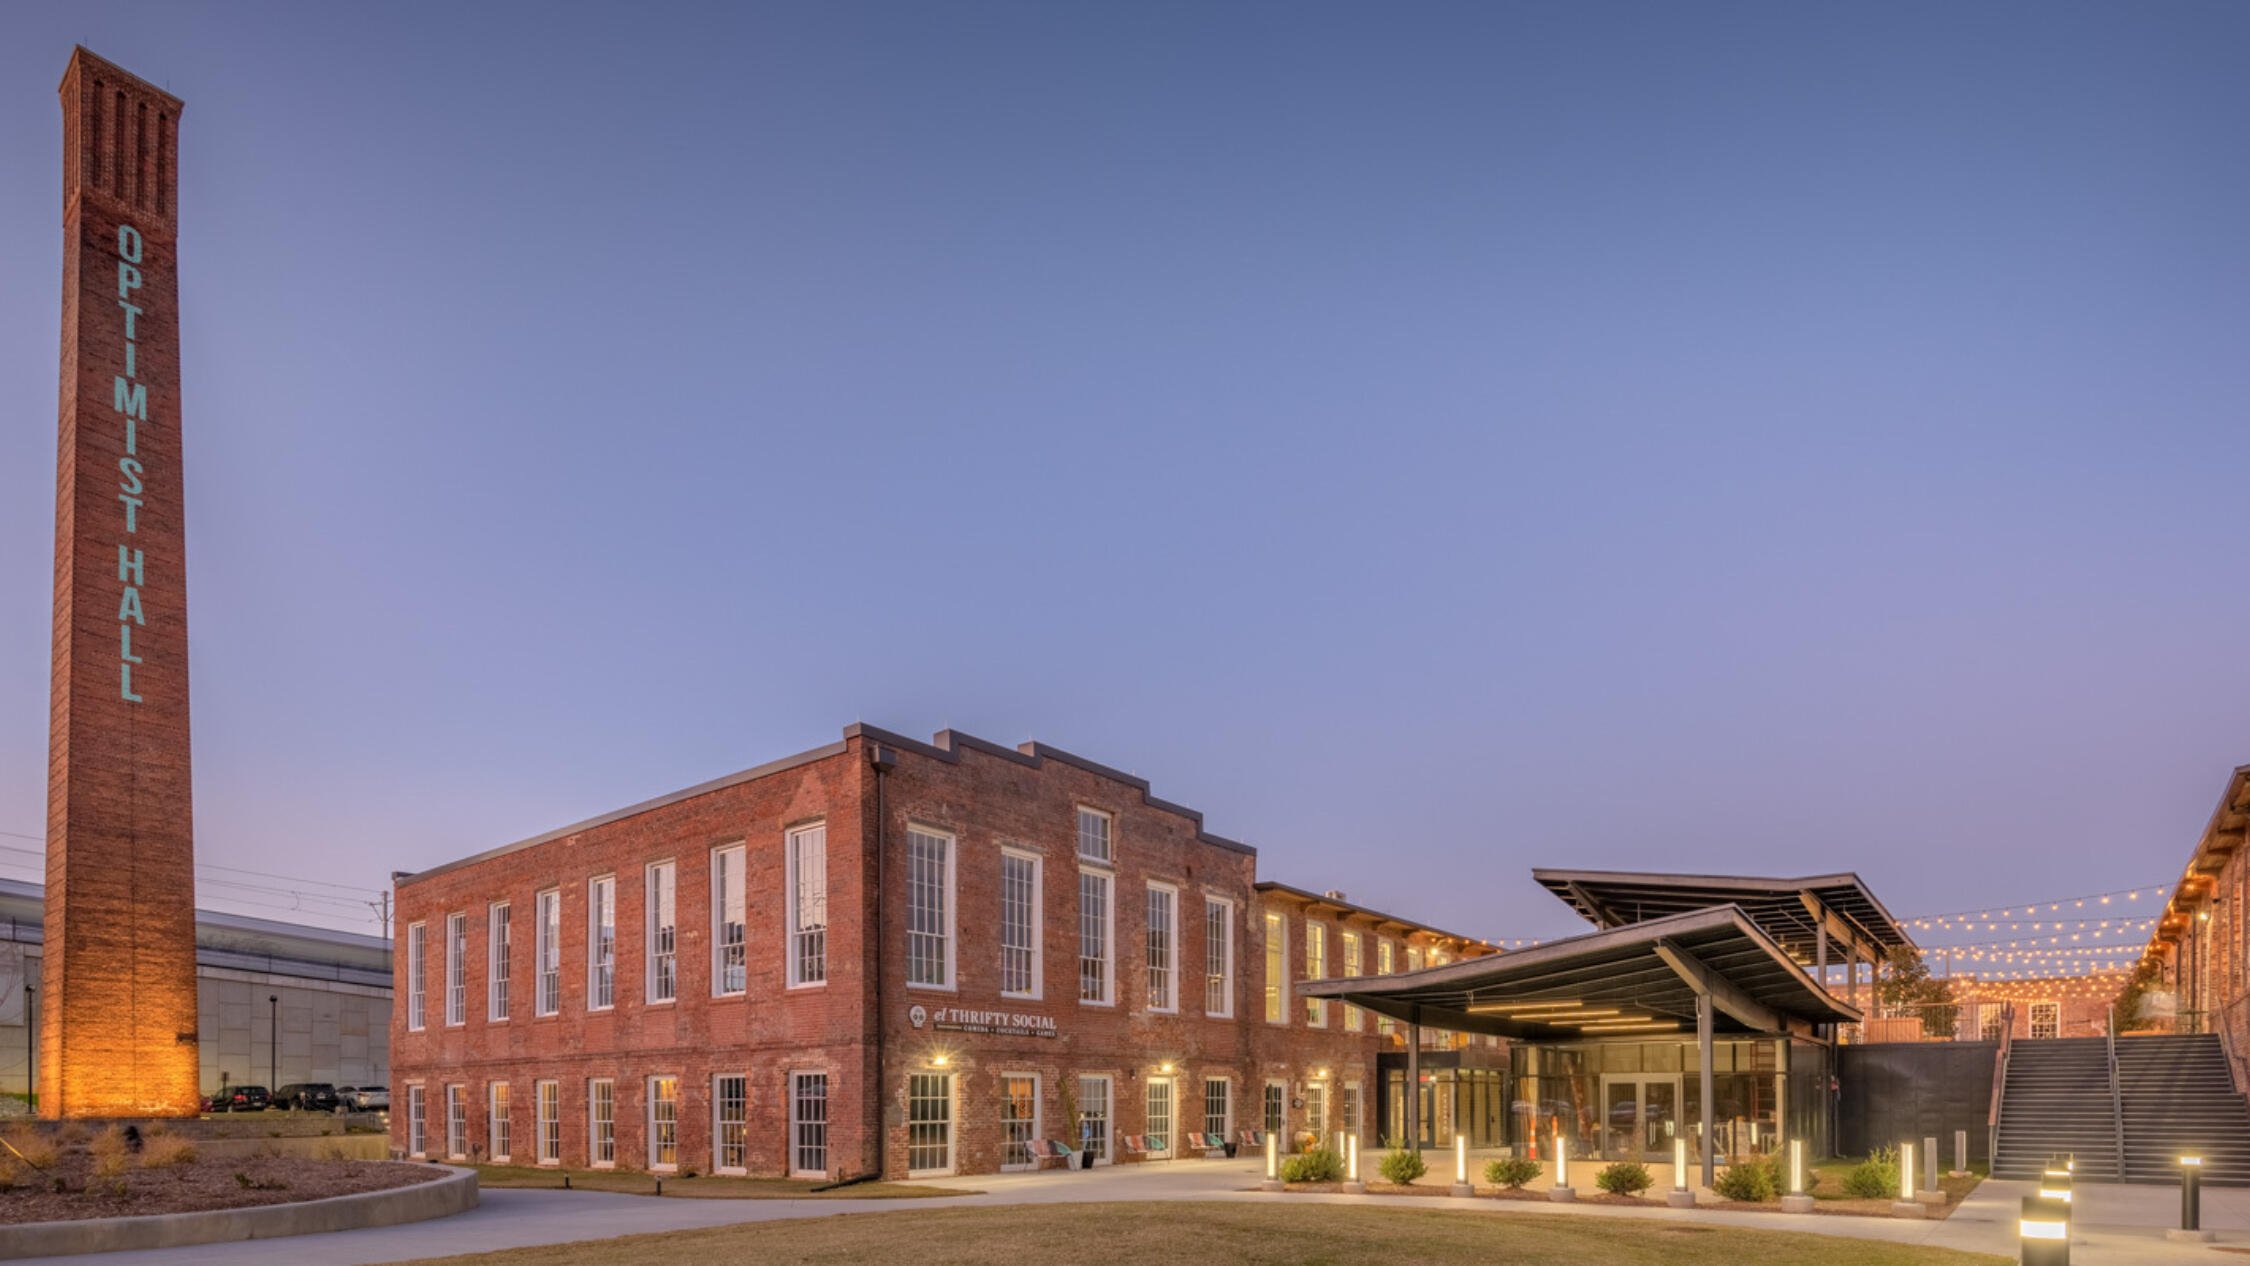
785,981,828,992
905,982,957,994
1078,998,1116,1009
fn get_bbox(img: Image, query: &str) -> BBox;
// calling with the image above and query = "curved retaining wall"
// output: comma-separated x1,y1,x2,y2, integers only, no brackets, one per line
0,1164,477,1260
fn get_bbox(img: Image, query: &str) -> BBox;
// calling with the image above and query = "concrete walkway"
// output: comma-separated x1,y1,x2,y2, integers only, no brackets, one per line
10,1158,2244,1265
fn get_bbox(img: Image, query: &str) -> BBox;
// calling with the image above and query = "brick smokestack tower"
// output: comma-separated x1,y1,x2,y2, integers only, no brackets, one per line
43,48,200,1118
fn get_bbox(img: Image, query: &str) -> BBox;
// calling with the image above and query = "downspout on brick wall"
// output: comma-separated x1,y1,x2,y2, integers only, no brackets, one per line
865,742,896,1179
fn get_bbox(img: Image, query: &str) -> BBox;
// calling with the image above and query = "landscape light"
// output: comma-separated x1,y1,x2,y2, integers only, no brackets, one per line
1790,1138,1803,1194
1456,1134,1467,1184
1675,1137,1688,1191
1266,1132,1278,1181
2179,1156,2205,1239
2019,1195,2070,1266
1556,1130,1568,1187
1900,1142,1915,1201
1347,1134,1358,1182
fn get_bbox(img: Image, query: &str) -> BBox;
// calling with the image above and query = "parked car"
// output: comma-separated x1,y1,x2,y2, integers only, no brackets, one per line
273,1083,341,1112
223,1084,270,1112
340,1084,388,1112
199,1092,225,1113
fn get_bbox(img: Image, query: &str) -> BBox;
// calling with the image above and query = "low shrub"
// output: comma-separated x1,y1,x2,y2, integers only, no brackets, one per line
1843,1146,1900,1200
1484,1156,1542,1189
89,1126,130,1178
1,1127,57,1170
1280,1148,1344,1183
139,1133,198,1168
1713,1159,1778,1202
1378,1148,1427,1186
1595,1160,1654,1196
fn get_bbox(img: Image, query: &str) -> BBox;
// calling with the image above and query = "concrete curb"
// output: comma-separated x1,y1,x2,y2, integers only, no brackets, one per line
0,1163,476,1260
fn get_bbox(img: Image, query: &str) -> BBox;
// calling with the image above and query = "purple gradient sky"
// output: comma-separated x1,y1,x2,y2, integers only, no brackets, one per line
2,2,2246,955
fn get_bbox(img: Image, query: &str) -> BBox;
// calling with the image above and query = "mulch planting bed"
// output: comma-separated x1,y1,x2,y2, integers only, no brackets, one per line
0,1131,440,1225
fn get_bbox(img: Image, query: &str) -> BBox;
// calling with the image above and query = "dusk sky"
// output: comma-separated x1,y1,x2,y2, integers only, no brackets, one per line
2,2,2245,964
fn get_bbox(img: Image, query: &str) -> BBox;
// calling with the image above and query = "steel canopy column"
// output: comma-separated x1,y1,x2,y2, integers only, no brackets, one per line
1407,1007,1422,1151
1698,993,1716,1189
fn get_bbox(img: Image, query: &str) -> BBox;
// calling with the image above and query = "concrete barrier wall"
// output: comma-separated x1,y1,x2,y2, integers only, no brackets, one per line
0,1164,475,1260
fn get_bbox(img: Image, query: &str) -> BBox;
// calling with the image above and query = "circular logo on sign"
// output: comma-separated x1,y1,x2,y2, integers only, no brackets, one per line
909,1005,928,1029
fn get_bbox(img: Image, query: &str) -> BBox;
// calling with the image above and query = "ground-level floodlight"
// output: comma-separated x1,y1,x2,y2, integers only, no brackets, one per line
2019,1195,2070,1266
1779,1138,1814,1213
2167,1156,2213,1243
1451,1134,1472,1196
1549,1129,1575,1202
1668,1135,1696,1208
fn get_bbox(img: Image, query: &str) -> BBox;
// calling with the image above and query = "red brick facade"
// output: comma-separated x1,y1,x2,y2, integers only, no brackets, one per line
391,726,1492,1177
42,49,200,1119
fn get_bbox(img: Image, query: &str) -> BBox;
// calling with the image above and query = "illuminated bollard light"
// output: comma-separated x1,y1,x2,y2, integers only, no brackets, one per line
1548,1129,1576,1202
1780,1138,1814,1213
1260,1132,1282,1192
1451,1134,1472,1196
1890,1141,1926,1218
2166,1156,2214,1244
2019,1194,2070,1266
1667,1136,1696,1208
1342,1134,1365,1195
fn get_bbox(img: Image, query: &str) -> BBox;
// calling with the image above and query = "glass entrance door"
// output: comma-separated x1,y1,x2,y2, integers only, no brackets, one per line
1599,1075,1680,1161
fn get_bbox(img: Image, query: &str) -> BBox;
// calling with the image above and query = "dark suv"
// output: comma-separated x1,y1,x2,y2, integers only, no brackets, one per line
272,1083,340,1112
222,1084,270,1112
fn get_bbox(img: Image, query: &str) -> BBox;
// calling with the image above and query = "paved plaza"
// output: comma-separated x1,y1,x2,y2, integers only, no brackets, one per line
8,1156,2244,1265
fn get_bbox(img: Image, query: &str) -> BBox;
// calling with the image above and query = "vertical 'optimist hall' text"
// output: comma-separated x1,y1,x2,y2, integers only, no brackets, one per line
113,222,149,703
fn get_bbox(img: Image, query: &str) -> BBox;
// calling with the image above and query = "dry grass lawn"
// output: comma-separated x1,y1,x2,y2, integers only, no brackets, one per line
471,1164,964,1199
389,1200,2009,1266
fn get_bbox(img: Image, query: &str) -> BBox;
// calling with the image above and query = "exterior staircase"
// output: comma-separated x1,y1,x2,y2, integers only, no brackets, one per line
1993,1033,2250,1185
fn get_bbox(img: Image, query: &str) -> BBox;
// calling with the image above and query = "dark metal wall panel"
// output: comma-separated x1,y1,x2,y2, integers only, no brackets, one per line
1838,1042,1998,1164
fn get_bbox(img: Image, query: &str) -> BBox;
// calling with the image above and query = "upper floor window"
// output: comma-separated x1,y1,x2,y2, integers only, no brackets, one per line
1342,931,1363,1031
535,890,561,1016
1305,921,1328,1027
906,826,955,988
1145,882,1177,1012
444,913,467,1026
1204,897,1234,1018
1406,946,1424,972
1374,938,1394,1034
645,861,677,1003
1076,806,1112,864
1079,867,1113,1004
488,902,511,1021
1263,912,1286,1024
712,844,746,996
406,922,427,1031
587,875,616,1010
1000,849,1042,998
788,824,828,986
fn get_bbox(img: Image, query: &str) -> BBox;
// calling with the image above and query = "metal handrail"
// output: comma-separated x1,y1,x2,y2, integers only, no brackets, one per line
1986,1001,2014,1166
2106,1008,2125,1179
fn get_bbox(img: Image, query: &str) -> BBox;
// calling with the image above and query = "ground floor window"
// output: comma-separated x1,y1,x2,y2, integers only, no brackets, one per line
1340,1082,1361,1144
648,1076,680,1170
1202,1077,1230,1141
444,1084,467,1159
1077,1074,1112,1162
488,1083,511,1162
536,1081,560,1165
792,1072,829,1177
589,1079,615,1167
1303,1082,1325,1148
1262,1081,1285,1138
714,1074,748,1173
407,1085,427,1158
1146,1078,1174,1157
1002,1074,1038,1171
908,1073,954,1175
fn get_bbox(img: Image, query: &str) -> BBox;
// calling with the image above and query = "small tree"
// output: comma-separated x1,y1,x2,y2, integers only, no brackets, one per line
1879,946,1958,1037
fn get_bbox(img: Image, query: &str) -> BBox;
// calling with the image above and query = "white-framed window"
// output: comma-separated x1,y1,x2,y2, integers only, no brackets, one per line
1203,1076,1231,1141
488,901,512,1021
588,1079,615,1167
1406,946,1424,972
713,1074,748,1174
1263,912,1287,1024
445,913,467,1026
1000,848,1042,998
1145,882,1177,1011
1002,1073,1039,1171
1204,897,1234,1017
2030,1001,2060,1040
788,823,828,986
405,922,427,1031
1375,939,1395,1035
535,1080,560,1165
1146,1076,1175,1158
1342,931,1363,1031
444,1083,467,1159
1341,1081,1362,1143
648,1075,679,1170
587,875,616,1010
907,1072,954,1176
646,861,678,1003
1078,867,1114,1004
712,843,746,996
487,1082,511,1162
1305,921,1327,1027
1262,1080,1286,1137
535,890,561,1016
790,1071,829,1177
1304,1081,1326,1140
1076,806,1113,863
406,1083,427,1157
906,826,956,989
1076,1074,1112,1163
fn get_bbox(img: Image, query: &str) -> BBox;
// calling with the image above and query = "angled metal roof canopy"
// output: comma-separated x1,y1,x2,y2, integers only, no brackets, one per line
1531,868,1913,963
1299,904,1860,1041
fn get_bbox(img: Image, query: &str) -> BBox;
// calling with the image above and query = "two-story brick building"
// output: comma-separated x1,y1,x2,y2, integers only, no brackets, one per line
388,724,1492,1178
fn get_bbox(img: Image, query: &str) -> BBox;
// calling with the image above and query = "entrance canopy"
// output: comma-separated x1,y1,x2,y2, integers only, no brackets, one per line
1299,904,1860,1041
1531,868,1912,963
